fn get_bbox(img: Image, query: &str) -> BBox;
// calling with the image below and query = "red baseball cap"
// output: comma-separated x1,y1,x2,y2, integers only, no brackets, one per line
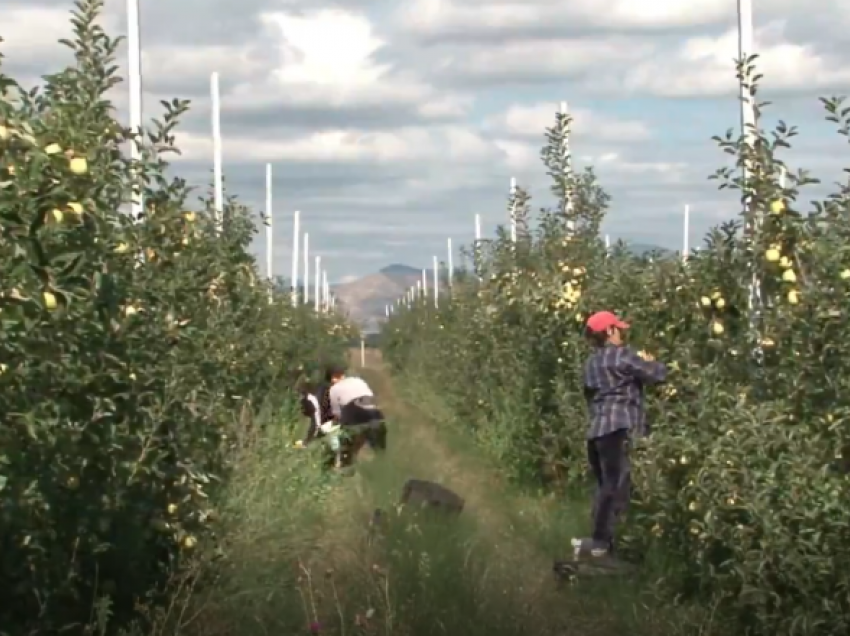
586,311,629,333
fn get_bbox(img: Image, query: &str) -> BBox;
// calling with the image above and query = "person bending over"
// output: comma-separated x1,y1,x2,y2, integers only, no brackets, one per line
572,311,667,558
326,364,387,455
298,380,334,446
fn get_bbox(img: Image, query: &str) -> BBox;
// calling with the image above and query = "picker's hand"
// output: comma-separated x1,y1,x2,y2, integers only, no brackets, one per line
638,350,655,362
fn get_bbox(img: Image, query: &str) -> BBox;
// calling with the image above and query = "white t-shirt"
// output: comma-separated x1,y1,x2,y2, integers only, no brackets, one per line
328,376,373,417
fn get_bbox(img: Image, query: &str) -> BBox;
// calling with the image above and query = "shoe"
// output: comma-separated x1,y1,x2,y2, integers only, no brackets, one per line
570,537,613,558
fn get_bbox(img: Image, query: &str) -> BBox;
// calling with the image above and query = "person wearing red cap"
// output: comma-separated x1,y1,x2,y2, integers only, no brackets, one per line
571,310,668,559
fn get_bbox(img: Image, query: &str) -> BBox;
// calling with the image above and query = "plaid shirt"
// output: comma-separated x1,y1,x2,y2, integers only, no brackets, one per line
583,344,668,439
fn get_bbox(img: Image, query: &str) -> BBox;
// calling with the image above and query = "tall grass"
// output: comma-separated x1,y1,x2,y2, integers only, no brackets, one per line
389,369,719,636
133,373,715,636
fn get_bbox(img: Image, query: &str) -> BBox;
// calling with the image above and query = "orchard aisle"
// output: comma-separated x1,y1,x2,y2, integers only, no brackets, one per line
338,350,691,636
182,351,700,636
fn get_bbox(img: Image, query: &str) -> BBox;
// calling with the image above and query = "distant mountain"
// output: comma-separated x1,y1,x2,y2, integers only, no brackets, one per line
335,242,671,332
332,265,424,333
380,263,421,277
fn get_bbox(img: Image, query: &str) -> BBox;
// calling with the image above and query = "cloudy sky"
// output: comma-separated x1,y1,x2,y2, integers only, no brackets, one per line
4,0,850,282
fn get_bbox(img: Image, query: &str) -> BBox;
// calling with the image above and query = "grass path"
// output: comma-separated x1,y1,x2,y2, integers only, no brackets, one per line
181,351,698,636
335,351,675,636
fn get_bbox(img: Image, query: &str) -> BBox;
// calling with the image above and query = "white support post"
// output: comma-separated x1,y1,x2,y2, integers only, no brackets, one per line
126,0,143,222
433,255,439,308
447,238,453,289
291,211,300,306
509,177,517,243
474,214,482,281
738,0,760,342
211,72,223,233
303,233,309,304
265,164,272,280
560,101,575,232
738,0,756,183
314,256,321,312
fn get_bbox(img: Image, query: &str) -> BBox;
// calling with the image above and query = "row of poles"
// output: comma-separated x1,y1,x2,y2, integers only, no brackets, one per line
388,0,762,330
125,0,762,333
264,172,335,311
383,104,692,317
125,0,335,311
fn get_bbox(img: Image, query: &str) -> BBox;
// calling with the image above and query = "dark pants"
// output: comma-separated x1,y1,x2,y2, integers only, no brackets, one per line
587,428,630,547
340,398,387,454
340,398,383,426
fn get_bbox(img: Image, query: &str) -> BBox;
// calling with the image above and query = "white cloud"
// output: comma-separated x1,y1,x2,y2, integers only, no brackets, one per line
141,44,269,83
232,8,470,118
1,7,83,60
266,10,385,89
493,139,537,172
420,38,644,84
398,0,850,41
393,0,850,97
486,104,667,178
494,137,687,180
615,20,850,96
172,124,496,166
591,153,688,179
485,103,652,142
4,0,849,285
396,0,732,39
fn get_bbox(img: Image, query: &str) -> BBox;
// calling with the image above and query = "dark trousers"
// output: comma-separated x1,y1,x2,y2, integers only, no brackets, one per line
340,400,387,453
340,400,383,426
587,428,630,547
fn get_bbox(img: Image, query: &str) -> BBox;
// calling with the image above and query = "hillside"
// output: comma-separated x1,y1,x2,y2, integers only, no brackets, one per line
332,264,431,332
336,241,668,332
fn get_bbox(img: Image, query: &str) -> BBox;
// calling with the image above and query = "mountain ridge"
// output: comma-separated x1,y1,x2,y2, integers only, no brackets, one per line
379,263,421,276
334,242,669,332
